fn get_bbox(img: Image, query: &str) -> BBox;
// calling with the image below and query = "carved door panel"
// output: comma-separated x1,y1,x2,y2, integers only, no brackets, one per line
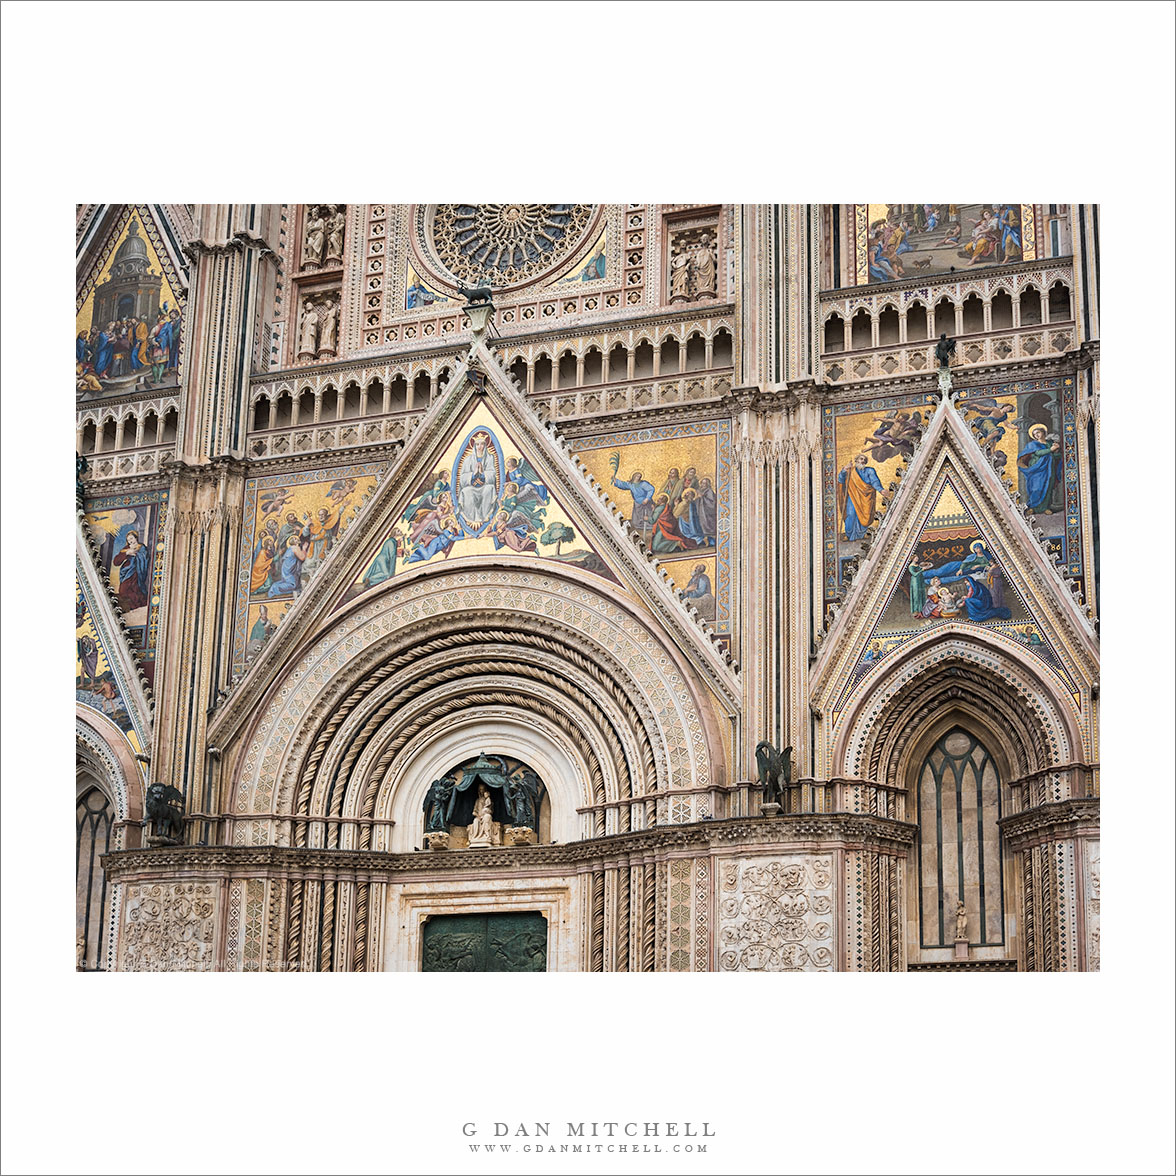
421,912,547,972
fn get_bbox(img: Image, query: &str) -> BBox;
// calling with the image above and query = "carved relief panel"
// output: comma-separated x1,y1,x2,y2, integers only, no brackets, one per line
718,855,835,971
119,881,218,971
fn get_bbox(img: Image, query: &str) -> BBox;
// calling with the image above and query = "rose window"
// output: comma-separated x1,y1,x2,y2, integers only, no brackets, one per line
424,204,597,289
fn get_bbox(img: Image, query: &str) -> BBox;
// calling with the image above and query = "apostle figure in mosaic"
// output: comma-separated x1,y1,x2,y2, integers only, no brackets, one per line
836,453,887,541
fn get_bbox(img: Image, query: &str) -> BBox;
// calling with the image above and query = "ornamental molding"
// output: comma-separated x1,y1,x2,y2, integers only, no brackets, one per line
998,797,1100,849
101,813,917,880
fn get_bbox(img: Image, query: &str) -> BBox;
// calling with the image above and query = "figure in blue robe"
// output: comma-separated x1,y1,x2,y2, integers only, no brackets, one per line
998,206,1021,259
677,496,706,544
956,575,1012,622
407,528,458,563
837,459,885,541
363,534,401,588
612,473,656,532
267,542,307,596
77,333,88,364
1018,430,1059,512
94,329,114,378
166,313,182,370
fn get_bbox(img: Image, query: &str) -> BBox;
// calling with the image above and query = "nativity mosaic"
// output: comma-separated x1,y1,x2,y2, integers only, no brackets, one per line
854,204,1036,284
76,208,185,399
574,420,731,630
85,490,169,685
232,463,384,672
832,476,1077,715
349,403,608,601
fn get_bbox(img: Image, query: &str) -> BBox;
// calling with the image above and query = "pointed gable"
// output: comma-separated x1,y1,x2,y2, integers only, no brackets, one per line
216,334,739,723
343,397,617,602
813,392,1098,727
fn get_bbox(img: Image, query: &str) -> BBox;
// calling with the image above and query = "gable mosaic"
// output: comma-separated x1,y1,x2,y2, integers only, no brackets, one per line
76,207,185,400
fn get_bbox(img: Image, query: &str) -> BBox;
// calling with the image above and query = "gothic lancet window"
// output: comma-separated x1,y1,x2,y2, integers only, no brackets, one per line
916,729,1005,950
76,783,114,971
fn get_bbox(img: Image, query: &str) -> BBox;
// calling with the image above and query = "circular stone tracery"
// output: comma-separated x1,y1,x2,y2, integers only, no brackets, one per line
427,204,596,288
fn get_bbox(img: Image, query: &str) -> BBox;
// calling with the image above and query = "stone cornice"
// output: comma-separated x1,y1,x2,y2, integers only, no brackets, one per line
998,797,1100,848
101,812,917,880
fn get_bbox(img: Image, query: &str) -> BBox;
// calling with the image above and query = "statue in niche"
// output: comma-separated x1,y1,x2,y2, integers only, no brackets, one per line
303,207,326,267
325,205,346,263
955,900,968,941
468,784,495,846
935,332,957,369
423,776,456,834
298,301,319,357
669,248,691,302
505,766,543,830
319,300,339,354
692,232,717,297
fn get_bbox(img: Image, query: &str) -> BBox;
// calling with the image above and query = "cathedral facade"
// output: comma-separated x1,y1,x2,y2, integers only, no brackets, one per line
75,203,1100,973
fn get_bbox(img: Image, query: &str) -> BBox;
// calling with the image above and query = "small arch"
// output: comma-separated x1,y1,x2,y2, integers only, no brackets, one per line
297,389,316,424
684,332,706,371
990,290,1014,330
824,312,845,353
365,377,385,413
82,421,97,453
557,349,576,387
607,343,628,381
1019,286,1042,326
161,407,178,445
413,371,431,406
532,354,553,393
320,385,339,419
1047,281,1072,322
962,293,984,333
388,374,408,412
877,304,900,346
341,382,362,419
274,392,293,428
582,347,603,385
253,393,271,431
934,296,956,338
438,366,452,394
850,308,872,349
906,302,928,341
509,357,528,389
712,326,733,367
101,417,117,450
632,339,655,379
659,337,681,375
121,412,138,447
142,409,160,443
